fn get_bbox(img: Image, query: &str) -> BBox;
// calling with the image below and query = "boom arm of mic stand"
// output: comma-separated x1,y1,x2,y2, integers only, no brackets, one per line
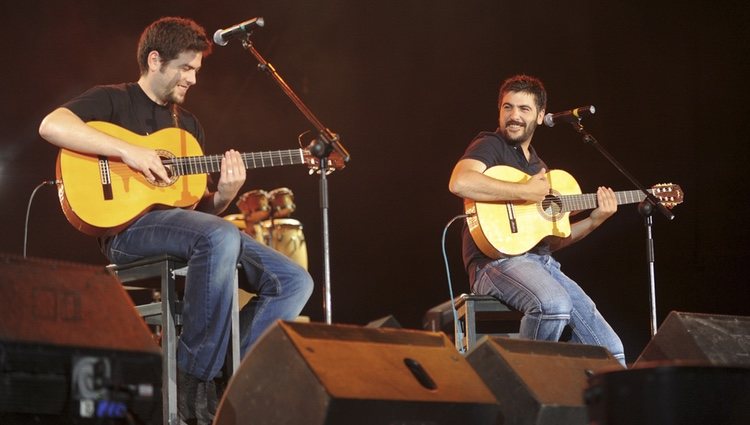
569,121,674,220
240,38,350,163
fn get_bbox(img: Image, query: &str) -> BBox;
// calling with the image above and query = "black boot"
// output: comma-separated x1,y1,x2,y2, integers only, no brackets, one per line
178,369,217,425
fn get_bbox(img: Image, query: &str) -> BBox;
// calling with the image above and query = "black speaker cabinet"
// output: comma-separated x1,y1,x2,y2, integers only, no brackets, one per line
214,321,500,425
635,311,750,367
585,365,750,425
466,337,623,425
0,254,162,424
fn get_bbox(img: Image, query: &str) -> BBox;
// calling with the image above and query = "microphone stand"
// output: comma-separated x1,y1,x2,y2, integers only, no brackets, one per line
638,201,658,336
567,119,673,337
239,36,350,325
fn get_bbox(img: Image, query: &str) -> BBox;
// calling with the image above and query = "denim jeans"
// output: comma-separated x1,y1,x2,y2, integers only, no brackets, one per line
473,252,626,365
106,208,314,380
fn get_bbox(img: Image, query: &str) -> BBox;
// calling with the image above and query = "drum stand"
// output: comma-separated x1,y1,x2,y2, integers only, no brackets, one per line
238,34,350,324
565,118,674,337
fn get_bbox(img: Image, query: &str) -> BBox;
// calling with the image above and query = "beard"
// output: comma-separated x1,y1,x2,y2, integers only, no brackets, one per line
501,119,537,144
157,74,187,105
165,87,186,105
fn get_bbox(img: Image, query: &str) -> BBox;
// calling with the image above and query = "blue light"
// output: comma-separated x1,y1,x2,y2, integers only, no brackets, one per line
95,400,128,418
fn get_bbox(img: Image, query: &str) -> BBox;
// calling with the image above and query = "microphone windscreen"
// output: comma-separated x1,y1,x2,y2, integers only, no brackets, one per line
543,113,555,127
213,29,228,46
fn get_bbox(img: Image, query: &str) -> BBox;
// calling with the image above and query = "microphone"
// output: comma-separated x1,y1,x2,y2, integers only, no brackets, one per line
213,17,265,46
543,105,596,127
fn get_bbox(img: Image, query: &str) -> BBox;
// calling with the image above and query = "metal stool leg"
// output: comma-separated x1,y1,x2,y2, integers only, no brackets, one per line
465,296,478,351
228,270,241,373
162,259,179,425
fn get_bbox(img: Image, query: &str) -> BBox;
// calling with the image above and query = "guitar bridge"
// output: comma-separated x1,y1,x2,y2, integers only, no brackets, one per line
506,203,518,233
98,156,113,201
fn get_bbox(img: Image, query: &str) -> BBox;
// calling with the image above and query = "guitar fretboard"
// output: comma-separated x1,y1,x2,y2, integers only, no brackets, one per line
559,189,653,212
164,149,306,176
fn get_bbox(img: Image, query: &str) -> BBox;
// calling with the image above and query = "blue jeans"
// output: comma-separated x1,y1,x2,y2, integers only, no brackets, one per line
106,208,314,380
473,252,626,366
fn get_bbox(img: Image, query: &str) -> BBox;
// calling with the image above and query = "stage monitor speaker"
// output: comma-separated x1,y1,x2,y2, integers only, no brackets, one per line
365,314,402,329
214,321,500,425
585,365,750,425
0,254,162,425
466,337,623,425
635,311,750,367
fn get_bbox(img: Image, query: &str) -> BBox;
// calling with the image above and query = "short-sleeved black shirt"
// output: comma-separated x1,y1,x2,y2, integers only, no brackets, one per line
459,130,550,282
63,82,205,145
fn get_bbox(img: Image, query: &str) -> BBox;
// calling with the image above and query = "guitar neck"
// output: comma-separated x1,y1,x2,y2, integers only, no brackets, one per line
164,149,306,176
559,189,653,212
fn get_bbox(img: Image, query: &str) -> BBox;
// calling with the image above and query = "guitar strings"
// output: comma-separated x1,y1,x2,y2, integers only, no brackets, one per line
477,190,663,218
99,149,309,182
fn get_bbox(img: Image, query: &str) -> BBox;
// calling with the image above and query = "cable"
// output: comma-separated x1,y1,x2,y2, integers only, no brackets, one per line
440,213,469,353
23,180,58,258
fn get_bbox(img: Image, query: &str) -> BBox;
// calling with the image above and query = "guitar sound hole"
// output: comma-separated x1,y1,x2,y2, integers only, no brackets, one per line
540,195,563,218
151,149,178,187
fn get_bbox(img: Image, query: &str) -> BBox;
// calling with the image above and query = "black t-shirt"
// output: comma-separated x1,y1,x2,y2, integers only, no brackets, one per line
63,82,205,144
459,131,549,282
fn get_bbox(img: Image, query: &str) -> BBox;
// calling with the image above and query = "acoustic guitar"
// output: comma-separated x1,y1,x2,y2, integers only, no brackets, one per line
465,165,683,258
56,121,343,236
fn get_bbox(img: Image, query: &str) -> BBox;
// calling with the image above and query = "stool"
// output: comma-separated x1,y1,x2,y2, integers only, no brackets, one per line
107,254,240,425
454,294,522,353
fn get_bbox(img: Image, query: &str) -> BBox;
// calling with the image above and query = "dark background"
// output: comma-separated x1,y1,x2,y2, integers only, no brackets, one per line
1,0,748,362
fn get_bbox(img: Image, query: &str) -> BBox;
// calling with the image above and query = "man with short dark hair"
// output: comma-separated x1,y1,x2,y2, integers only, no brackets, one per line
39,17,314,424
449,74,625,365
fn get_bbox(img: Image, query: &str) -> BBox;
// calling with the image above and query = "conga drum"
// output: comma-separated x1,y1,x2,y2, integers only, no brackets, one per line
260,218,308,270
222,213,246,230
236,189,271,223
268,187,295,218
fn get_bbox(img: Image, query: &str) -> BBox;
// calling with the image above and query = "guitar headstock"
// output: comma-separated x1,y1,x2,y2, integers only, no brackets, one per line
651,183,684,208
302,150,346,174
